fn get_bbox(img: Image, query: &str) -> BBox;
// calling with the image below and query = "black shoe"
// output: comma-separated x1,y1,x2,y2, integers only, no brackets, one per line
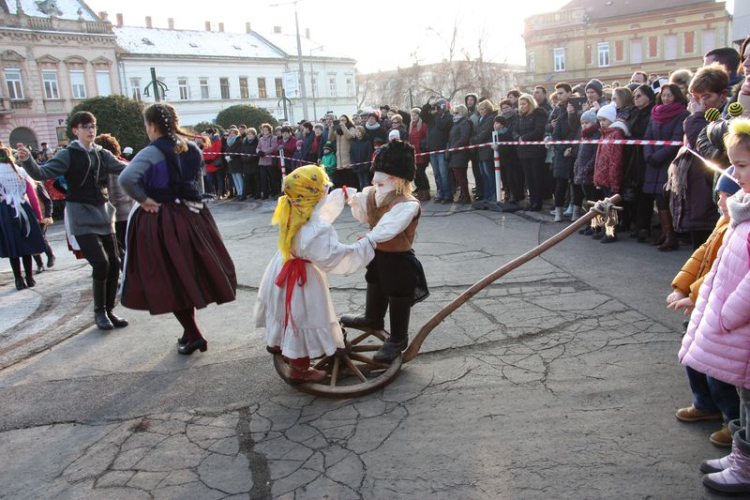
177,334,187,346
47,254,55,268
15,277,27,291
341,284,388,330
177,339,208,355
637,229,649,243
106,310,129,328
25,274,36,288
373,337,408,364
340,315,385,330
95,309,114,330
373,295,411,364
579,226,594,235
600,234,617,244
591,230,605,240
93,279,114,330
35,263,44,274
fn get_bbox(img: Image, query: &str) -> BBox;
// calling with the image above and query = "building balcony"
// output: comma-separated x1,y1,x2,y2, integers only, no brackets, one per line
9,99,31,110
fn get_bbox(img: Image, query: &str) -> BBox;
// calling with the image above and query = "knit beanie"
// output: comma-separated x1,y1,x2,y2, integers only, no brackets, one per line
581,110,598,124
295,140,303,148
585,79,604,98
388,129,401,142
717,166,740,196
597,103,617,123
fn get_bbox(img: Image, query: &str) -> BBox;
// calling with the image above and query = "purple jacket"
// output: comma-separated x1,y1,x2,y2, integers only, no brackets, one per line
642,110,689,194
679,218,750,389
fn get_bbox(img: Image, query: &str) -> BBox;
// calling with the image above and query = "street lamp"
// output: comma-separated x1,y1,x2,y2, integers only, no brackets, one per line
309,45,324,121
270,0,309,120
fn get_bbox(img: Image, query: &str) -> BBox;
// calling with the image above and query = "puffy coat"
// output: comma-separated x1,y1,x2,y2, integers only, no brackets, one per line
573,124,600,186
679,216,750,389
349,138,373,173
593,121,629,193
258,134,277,167
672,217,729,303
642,109,689,194
471,111,498,162
551,106,579,178
446,117,472,169
420,104,453,152
515,108,547,160
330,124,355,169
203,136,223,173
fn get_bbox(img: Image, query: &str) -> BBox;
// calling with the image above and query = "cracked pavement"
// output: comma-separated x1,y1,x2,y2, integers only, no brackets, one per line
0,195,728,499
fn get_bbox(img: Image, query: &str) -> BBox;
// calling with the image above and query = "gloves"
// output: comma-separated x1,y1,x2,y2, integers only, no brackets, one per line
257,150,265,157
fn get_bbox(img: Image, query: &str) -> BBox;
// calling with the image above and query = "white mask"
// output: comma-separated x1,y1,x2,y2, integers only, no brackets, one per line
372,171,397,206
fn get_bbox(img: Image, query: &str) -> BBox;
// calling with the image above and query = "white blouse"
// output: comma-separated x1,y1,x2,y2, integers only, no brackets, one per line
349,186,420,244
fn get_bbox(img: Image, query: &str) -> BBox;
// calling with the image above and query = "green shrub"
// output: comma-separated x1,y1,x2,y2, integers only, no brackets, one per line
191,121,225,135
215,105,278,131
68,95,147,153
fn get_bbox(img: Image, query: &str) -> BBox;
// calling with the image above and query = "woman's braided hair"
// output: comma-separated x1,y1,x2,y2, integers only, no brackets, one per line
144,103,191,154
0,146,22,179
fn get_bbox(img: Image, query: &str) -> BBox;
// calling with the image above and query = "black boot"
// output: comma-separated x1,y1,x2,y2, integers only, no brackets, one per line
105,276,128,328
373,296,411,364
341,283,388,330
10,258,26,291
33,254,44,274
22,255,35,287
93,279,114,330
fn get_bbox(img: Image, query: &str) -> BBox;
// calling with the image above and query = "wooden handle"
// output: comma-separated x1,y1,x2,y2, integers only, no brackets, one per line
402,195,621,363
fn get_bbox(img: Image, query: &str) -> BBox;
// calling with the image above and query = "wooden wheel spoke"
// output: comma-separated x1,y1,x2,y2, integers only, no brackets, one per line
370,330,387,342
350,331,371,345
349,353,389,370
342,356,367,382
330,357,340,387
314,356,333,370
351,344,380,352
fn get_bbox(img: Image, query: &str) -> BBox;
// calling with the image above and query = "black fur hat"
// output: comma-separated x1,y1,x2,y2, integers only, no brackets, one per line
371,140,415,181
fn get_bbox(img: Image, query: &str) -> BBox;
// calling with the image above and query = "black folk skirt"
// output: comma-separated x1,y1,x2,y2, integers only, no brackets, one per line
365,249,429,305
0,202,46,258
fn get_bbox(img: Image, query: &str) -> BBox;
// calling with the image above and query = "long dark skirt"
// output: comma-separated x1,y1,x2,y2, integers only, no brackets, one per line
0,202,46,258
121,202,237,315
365,250,429,306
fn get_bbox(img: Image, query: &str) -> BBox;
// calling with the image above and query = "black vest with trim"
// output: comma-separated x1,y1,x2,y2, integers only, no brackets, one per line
64,147,109,205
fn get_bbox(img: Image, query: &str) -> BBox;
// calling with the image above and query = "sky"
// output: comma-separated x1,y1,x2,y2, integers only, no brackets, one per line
85,0,571,73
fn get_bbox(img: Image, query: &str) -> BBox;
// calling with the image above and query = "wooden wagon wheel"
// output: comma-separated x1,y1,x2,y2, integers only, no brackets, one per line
273,325,403,398
275,195,621,397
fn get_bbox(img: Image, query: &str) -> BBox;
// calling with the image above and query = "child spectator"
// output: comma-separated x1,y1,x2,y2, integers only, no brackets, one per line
572,110,601,226
291,140,304,173
592,103,629,242
350,125,373,191
320,142,336,179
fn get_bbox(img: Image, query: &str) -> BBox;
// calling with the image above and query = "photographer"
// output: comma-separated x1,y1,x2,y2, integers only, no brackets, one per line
420,97,454,203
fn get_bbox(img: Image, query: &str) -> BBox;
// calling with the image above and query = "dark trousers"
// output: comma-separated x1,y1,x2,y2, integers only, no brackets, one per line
690,230,712,250
452,167,470,200
415,164,430,192
76,233,120,284
637,193,668,230
573,184,600,207
554,177,570,208
686,366,740,422
205,171,225,197
521,157,545,208
501,160,525,202
244,171,260,198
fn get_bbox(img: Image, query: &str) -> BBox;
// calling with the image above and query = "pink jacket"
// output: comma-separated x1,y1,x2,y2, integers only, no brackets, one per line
679,220,750,389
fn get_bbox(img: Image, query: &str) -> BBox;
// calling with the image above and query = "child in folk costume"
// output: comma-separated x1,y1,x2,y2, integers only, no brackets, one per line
679,119,750,494
343,139,430,363
0,147,47,290
118,103,237,355
254,165,377,383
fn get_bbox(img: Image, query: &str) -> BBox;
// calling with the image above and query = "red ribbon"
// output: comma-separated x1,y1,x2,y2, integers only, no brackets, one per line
342,185,349,201
274,257,311,334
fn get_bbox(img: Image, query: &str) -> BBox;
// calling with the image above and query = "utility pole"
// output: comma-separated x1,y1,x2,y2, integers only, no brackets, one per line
293,2,309,120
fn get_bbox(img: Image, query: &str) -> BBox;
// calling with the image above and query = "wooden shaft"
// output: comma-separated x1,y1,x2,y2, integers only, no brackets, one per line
402,195,621,363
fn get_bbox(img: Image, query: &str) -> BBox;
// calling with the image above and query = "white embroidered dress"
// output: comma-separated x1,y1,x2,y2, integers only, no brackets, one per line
254,189,376,359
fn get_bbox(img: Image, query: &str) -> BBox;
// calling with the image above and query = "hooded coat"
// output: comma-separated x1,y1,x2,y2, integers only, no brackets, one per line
446,117,472,169
593,121,629,193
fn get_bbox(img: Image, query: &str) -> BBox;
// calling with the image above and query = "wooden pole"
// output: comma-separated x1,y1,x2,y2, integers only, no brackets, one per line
402,195,621,362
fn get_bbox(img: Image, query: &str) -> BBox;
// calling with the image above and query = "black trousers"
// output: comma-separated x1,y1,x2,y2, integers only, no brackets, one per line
76,233,120,283
554,177,570,208
573,184,600,206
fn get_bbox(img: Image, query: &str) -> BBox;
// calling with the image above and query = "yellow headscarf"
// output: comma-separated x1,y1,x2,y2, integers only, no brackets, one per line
272,165,330,261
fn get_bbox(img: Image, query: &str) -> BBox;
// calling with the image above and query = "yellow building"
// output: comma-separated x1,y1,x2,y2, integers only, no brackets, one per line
522,0,731,89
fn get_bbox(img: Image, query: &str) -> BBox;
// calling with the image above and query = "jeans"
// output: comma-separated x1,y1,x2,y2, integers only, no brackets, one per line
231,173,244,196
686,366,740,423
205,171,225,196
430,152,452,199
479,159,496,202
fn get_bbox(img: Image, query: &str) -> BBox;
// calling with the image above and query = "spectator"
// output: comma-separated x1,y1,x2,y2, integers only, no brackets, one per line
507,89,521,108
631,71,648,85
420,97,454,202
471,99,498,203
516,93,548,211
704,47,743,87
329,115,357,188
364,110,388,146
408,107,430,201
491,114,523,204
465,93,482,199
643,83,690,251
241,127,260,199
226,126,245,200
670,69,694,97
572,110,601,227
534,86,552,114
626,84,656,242
446,104,473,205
300,122,314,163
350,126,373,191
258,123,277,199
379,105,392,130
310,123,325,162
550,83,578,222
582,79,607,112
277,125,297,175
389,114,407,140
612,87,635,120
203,129,224,198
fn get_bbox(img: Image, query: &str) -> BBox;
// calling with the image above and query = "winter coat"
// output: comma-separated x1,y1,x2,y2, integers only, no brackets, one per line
622,104,653,188
330,124,355,169
551,106,579,178
258,134,276,167
204,136,223,173
241,135,259,175
573,125,600,186
471,111,498,162
465,94,480,131
593,121,629,193
301,132,314,162
515,108,548,160
349,138,373,174
669,113,719,233
679,218,750,389
364,124,387,146
320,152,336,177
278,136,297,163
446,117,472,169
494,126,520,171
106,157,134,222
407,122,429,167
420,104,453,152
642,109,690,194
672,216,729,303
226,137,243,175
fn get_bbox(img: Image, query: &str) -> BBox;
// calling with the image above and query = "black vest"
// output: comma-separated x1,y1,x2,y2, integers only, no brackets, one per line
64,147,109,205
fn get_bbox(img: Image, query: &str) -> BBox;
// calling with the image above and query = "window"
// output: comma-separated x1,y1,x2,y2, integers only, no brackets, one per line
5,69,23,100
346,75,354,96
665,34,677,60
328,74,337,96
69,70,86,99
200,78,209,99
597,43,610,67
528,52,535,72
630,39,643,64
239,77,248,99
42,71,60,99
648,36,658,58
257,77,266,98
615,41,624,61
220,77,230,100
684,31,695,54
95,71,111,96
702,29,716,54
130,77,142,101
586,45,592,65
275,77,283,97
178,78,190,100
553,48,565,72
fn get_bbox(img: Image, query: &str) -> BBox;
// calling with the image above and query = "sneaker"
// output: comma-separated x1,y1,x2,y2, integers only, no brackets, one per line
675,405,723,423
711,425,734,448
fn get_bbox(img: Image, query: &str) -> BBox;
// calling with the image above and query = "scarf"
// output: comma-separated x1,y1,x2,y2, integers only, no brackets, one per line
651,102,687,125
0,163,32,235
227,135,238,147
272,164,329,262
581,123,601,138
365,121,381,131
727,190,750,228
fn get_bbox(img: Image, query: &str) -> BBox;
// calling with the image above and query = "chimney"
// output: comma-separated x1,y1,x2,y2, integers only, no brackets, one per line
168,17,174,30
273,26,281,34
145,16,152,29
218,22,224,32
245,22,252,34
305,28,310,39
205,21,211,31
116,13,123,27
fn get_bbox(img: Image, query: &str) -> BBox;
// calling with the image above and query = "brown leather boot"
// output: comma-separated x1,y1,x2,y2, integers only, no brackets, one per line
657,210,678,251
288,357,327,383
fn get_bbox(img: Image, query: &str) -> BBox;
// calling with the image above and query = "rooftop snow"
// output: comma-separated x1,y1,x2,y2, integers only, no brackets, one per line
256,32,353,60
114,26,284,59
4,0,98,21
